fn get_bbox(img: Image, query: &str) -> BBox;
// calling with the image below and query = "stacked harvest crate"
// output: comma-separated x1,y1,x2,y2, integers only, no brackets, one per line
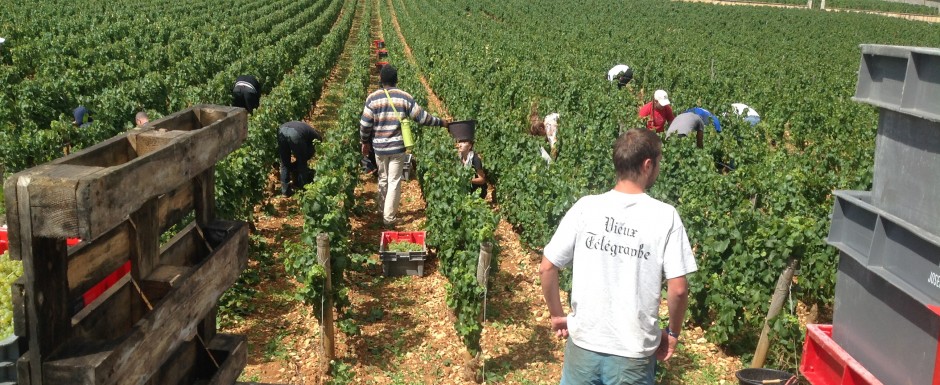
802,45,940,385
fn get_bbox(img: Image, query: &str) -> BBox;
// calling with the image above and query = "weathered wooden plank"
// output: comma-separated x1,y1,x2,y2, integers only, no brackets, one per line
75,106,247,240
151,109,201,133
59,135,140,169
12,276,26,339
22,237,69,385
159,223,207,267
42,222,248,385
68,275,134,345
146,336,198,385
155,183,195,234
66,223,131,300
17,355,30,385
199,306,218,345
205,334,246,385
4,164,93,260
132,130,186,157
139,265,190,303
193,169,216,227
129,199,160,282
12,105,245,240
2,175,18,260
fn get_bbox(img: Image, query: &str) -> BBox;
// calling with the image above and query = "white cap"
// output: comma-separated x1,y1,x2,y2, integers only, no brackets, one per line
654,89,670,107
0,38,6,45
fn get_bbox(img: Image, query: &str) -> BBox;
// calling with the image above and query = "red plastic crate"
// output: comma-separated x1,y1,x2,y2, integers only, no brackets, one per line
81,261,131,306
379,231,427,277
0,225,7,255
1,226,79,255
801,324,883,385
375,61,389,71
373,39,385,49
376,49,388,59
379,231,426,255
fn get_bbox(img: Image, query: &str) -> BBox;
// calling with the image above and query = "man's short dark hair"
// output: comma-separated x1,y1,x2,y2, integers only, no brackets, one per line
380,64,398,86
613,128,662,181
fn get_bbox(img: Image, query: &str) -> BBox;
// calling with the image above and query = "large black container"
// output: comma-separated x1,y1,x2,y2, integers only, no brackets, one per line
448,120,477,141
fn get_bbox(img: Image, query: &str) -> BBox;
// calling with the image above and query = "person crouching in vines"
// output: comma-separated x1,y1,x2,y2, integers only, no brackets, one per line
529,101,560,164
455,138,488,199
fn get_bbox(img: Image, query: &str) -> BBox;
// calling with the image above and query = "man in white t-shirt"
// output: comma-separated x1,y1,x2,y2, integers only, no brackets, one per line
540,128,697,384
731,103,760,126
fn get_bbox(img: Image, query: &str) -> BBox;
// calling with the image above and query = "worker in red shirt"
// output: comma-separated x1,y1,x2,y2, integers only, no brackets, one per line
638,89,675,133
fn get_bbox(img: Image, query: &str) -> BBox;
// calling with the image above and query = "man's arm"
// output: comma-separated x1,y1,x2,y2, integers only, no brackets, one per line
657,275,689,361
665,106,676,123
695,117,705,149
539,257,568,338
408,101,445,127
360,104,374,156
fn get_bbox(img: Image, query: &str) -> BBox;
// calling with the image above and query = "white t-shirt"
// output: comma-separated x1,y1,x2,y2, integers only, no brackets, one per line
544,190,697,358
607,65,631,81
731,103,759,117
544,113,559,148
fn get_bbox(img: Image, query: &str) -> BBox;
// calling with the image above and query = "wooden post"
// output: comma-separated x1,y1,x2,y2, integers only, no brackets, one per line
130,199,160,324
193,167,218,343
751,258,800,368
317,233,335,374
807,0,813,8
476,242,493,290
16,176,70,385
820,0,825,9
470,242,493,384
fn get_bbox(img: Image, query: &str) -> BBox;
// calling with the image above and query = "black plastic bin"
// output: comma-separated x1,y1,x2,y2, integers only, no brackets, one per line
735,368,795,385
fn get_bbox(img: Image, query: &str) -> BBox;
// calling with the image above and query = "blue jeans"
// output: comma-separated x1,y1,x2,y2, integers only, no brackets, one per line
560,340,656,385
278,126,314,195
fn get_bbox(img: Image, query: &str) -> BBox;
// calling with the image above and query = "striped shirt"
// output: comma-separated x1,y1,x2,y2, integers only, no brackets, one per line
360,87,443,155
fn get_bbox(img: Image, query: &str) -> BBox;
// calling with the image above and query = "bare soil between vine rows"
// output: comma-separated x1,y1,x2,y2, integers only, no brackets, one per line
222,0,745,383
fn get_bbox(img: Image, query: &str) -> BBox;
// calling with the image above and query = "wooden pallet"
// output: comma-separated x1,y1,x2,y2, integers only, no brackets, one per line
3,105,250,385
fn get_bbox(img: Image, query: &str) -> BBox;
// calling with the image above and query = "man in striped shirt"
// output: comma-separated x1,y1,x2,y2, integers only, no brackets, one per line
360,65,448,226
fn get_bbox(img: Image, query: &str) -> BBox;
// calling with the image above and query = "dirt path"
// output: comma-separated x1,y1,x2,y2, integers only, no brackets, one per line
675,0,940,22
230,0,745,382
675,0,807,8
323,0,565,382
357,0,746,383
383,0,450,119
822,6,940,23
220,0,366,383
335,0,743,384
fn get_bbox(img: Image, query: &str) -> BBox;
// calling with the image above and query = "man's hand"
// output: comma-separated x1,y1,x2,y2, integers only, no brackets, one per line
655,329,678,362
442,119,450,128
550,315,569,338
361,143,370,157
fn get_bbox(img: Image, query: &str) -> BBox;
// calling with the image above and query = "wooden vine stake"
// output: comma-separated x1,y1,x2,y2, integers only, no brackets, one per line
751,257,800,368
317,233,335,374
476,242,493,294
466,242,494,383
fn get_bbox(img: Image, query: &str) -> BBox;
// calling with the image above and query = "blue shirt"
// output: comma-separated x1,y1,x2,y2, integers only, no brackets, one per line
685,107,721,133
